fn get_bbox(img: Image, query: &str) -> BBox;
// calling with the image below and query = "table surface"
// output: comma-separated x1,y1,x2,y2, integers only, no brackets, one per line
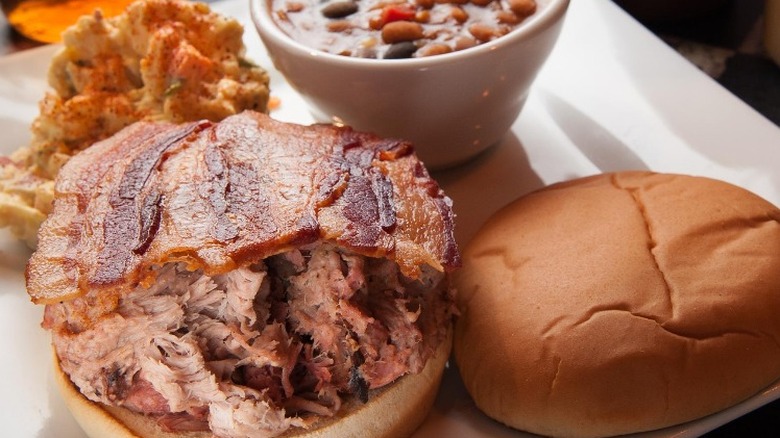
1,0,779,437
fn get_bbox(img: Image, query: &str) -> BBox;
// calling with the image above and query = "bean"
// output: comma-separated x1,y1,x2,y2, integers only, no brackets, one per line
355,47,379,58
508,0,536,17
416,0,435,8
384,41,418,59
454,36,477,51
497,10,520,24
327,20,353,32
470,0,493,5
381,21,424,44
450,6,468,23
368,15,384,30
468,23,499,42
321,1,359,18
417,43,452,57
415,10,431,23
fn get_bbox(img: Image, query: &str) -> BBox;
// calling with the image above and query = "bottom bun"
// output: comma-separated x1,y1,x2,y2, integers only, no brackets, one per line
53,329,452,438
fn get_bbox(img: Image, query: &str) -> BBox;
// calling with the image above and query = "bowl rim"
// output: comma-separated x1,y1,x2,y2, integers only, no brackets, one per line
249,0,570,70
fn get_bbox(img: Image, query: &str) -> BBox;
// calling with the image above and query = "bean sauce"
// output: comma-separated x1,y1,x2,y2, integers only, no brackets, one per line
270,0,539,59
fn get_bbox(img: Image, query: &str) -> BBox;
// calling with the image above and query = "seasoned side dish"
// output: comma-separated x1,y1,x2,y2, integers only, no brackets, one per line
271,0,538,59
0,0,270,247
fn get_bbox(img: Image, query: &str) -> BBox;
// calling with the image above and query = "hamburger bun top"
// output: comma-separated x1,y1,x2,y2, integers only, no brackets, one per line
453,171,780,437
54,329,452,438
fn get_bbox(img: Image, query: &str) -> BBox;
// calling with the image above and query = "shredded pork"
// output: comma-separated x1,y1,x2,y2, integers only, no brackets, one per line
44,244,454,438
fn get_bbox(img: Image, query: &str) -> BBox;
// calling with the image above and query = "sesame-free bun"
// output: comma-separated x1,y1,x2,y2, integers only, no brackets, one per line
54,329,452,438
453,171,780,437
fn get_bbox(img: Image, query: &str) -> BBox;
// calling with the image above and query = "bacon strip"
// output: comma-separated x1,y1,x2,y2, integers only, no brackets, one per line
27,111,460,304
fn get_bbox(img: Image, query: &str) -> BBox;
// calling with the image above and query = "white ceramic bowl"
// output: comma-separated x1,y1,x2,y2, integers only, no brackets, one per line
251,0,570,169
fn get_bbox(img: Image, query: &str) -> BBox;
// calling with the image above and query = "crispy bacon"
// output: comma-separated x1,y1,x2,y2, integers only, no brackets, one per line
26,111,460,305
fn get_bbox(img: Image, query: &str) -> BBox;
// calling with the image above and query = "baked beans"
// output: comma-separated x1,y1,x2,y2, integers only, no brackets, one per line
270,0,538,59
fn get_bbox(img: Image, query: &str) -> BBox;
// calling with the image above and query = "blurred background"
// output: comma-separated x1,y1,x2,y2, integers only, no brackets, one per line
615,0,779,127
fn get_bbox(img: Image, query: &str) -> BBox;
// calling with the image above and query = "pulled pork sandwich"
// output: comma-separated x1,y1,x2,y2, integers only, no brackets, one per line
453,171,780,437
26,111,460,438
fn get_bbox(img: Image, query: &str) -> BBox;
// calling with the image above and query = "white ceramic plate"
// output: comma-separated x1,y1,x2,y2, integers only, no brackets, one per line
1,0,779,437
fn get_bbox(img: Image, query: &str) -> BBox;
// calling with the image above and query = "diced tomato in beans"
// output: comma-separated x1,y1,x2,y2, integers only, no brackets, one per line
271,0,538,59
381,4,417,24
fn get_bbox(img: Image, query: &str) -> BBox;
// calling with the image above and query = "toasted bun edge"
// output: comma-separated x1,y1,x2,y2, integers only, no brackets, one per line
54,328,452,438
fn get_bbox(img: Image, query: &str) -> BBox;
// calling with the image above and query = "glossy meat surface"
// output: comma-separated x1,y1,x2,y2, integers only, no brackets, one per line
27,111,460,304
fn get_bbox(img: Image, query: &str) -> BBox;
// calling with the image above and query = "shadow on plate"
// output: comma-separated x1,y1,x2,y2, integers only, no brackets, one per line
433,131,545,246
34,363,85,438
414,357,535,438
598,9,780,200
0,229,32,292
